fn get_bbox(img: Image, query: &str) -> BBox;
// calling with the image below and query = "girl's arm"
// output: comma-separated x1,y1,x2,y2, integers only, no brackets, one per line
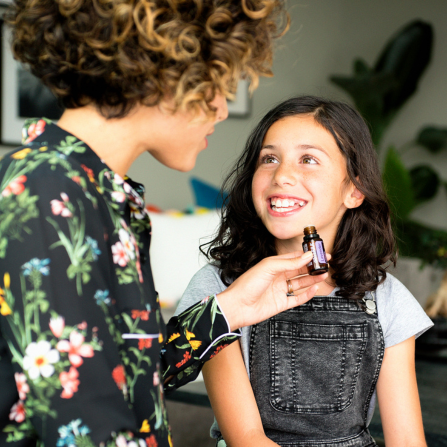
376,336,427,447
202,341,279,447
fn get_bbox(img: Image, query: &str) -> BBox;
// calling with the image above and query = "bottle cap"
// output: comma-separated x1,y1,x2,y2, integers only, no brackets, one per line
303,225,317,235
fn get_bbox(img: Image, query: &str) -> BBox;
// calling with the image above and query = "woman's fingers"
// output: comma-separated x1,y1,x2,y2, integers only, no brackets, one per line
287,272,328,293
275,251,332,262
270,251,331,278
285,284,320,309
265,251,313,276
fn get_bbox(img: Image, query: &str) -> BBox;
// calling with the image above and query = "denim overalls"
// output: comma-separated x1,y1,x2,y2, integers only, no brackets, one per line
241,294,384,447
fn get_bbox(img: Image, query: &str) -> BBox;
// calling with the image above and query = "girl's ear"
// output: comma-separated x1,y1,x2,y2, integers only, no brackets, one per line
344,180,365,209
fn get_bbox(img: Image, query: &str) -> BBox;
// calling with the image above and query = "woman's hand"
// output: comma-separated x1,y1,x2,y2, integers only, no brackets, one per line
217,251,329,331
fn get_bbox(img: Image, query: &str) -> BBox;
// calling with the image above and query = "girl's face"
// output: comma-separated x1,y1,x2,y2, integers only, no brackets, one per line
251,114,363,253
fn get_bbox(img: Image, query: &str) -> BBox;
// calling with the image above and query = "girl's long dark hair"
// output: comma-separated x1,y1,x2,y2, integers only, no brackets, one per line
202,96,397,301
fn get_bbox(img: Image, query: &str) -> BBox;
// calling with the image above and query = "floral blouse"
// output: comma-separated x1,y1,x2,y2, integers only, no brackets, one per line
0,119,240,447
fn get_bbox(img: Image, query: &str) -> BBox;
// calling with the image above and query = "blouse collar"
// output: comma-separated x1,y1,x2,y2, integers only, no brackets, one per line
21,118,147,219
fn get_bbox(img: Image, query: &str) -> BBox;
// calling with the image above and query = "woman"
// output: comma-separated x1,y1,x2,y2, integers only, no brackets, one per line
0,1,327,446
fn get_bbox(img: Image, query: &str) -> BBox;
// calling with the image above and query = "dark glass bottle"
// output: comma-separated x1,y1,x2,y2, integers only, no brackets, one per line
302,226,328,275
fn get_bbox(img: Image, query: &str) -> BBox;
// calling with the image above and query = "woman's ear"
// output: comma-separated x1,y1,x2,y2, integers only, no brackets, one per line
344,180,365,209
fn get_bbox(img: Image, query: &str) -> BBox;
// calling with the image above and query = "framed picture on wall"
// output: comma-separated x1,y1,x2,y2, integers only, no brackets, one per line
1,21,64,145
227,80,251,117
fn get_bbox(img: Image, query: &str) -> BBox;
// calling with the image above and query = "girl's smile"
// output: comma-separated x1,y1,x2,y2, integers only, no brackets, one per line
268,194,307,216
252,113,363,253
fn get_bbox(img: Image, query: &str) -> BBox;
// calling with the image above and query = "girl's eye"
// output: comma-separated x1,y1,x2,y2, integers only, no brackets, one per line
260,154,278,164
302,155,317,165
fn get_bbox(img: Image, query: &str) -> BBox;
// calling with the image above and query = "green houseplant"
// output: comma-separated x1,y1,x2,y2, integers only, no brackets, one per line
330,20,447,324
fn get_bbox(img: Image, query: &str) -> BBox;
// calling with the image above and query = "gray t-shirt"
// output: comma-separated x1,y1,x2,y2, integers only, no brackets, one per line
176,264,433,437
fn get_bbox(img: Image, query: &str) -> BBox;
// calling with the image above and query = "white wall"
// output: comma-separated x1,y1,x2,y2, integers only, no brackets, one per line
129,0,447,229
2,0,447,226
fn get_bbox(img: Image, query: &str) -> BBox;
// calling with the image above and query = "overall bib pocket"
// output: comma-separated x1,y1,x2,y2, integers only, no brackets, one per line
269,320,368,415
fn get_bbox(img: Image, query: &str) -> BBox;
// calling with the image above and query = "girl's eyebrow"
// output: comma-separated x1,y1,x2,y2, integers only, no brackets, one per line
261,143,328,155
297,144,328,155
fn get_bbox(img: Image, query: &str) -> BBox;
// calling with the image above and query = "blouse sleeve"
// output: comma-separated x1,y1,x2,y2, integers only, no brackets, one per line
161,295,241,393
0,171,147,446
161,266,241,393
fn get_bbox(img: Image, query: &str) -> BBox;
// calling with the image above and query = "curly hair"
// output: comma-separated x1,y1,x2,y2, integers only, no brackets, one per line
203,96,398,301
5,0,288,118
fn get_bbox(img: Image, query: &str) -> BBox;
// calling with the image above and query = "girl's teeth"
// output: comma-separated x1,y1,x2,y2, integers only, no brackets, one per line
270,198,306,211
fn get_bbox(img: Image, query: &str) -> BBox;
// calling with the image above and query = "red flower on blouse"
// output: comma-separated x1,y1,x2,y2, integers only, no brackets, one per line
80,164,95,182
25,119,46,143
138,338,153,350
175,351,191,368
2,175,27,197
59,366,80,399
112,365,126,390
132,310,150,320
146,434,158,447
210,344,229,359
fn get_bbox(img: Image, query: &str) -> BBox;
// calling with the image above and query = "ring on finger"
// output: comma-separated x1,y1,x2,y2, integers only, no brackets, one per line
286,279,294,296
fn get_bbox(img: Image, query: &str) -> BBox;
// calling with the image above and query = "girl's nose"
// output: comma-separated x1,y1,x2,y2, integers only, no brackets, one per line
273,161,297,187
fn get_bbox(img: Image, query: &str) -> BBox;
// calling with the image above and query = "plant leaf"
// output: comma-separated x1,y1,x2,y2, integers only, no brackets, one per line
374,20,433,114
329,72,396,147
409,165,439,206
397,219,447,270
353,58,370,75
382,146,415,220
416,126,447,153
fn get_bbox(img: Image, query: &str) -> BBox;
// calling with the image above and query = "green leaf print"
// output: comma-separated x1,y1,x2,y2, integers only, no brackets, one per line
0,189,39,258
56,136,86,156
47,198,100,295
178,296,222,336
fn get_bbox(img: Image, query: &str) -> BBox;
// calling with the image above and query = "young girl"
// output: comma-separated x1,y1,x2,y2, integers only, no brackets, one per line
177,96,433,447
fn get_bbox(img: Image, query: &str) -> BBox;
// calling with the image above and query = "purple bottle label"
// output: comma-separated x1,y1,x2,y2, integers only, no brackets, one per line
315,241,327,264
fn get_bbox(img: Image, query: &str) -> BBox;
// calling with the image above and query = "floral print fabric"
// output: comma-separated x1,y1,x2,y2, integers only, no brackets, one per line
0,119,240,447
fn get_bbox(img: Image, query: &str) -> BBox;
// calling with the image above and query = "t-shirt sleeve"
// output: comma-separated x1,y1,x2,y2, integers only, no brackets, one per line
376,273,434,348
175,264,227,315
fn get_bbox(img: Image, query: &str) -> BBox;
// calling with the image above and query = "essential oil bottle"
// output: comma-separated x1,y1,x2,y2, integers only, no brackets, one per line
302,226,329,275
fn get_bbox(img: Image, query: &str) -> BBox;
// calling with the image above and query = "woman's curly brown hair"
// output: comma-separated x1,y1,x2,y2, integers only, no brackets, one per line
5,0,288,118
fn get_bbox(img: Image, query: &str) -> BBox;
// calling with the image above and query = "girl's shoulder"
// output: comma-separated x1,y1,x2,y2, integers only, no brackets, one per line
374,272,433,348
175,264,228,316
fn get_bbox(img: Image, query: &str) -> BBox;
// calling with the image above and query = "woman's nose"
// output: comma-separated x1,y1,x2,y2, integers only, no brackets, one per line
212,93,229,123
273,161,297,186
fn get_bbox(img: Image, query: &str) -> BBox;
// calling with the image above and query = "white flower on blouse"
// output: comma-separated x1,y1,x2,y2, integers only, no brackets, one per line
23,340,60,380
115,435,146,447
111,191,126,203
119,228,135,260
112,241,129,267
